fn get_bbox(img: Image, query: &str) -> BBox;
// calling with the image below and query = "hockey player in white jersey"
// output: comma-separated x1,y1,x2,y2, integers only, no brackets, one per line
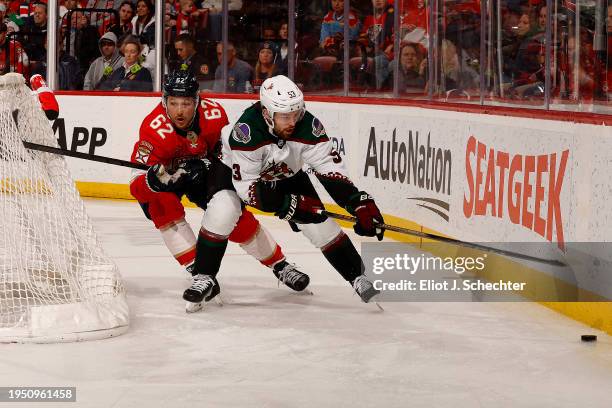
222,75,384,303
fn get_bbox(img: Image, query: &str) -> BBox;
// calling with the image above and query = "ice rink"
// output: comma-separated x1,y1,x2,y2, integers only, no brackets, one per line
1,199,611,408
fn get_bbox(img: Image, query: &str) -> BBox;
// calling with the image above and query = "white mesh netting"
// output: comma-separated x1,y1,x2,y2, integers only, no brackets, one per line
0,73,129,343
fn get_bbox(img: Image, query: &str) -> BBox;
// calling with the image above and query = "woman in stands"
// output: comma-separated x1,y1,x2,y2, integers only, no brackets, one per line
98,34,152,92
132,0,155,46
252,41,278,91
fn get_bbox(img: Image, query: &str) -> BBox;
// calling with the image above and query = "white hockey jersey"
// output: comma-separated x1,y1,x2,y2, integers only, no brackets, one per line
221,103,357,210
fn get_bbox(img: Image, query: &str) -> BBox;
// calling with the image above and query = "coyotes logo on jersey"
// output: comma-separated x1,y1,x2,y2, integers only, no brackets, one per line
260,160,294,181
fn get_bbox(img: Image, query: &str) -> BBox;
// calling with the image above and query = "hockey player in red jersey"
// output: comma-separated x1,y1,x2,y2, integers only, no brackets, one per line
129,69,309,311
222,75,384,303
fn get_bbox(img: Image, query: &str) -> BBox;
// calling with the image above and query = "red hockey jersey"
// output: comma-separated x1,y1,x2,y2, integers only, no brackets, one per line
129,98,229,201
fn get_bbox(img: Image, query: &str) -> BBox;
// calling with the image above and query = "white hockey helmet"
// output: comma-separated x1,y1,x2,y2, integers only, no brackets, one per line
260,75,305,131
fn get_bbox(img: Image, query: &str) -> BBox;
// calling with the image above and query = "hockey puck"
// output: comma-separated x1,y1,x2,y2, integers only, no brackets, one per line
581,335,597,342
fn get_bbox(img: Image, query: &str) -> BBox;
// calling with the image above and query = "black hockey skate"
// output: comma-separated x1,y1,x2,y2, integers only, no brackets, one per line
273,261,310,292
183,274,220,312
351,275,380,303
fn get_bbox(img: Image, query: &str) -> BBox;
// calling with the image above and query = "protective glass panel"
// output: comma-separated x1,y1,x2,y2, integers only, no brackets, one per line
166,0,219,91
551,0,611,113
396,0,429,98
432,0,482,103
299,0,350,94
484,0,546,107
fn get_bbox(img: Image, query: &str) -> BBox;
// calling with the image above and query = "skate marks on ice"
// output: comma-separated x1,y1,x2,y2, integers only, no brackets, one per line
34,199,610,408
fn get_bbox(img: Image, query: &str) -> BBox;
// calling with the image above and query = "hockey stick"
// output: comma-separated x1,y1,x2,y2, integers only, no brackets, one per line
23,141,148,171
321,211,566,267
22,141,564,267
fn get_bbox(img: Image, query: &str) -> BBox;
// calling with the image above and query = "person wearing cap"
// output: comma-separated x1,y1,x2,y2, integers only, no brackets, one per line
98,34,152,92
83,31,124,90
0,21,29,75
253,41,278,90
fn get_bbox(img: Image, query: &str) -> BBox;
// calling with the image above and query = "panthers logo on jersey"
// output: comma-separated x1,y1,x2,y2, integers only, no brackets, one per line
135,141,154,164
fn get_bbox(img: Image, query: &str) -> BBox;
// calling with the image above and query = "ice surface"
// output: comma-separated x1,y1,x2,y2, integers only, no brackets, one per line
0,199,611,408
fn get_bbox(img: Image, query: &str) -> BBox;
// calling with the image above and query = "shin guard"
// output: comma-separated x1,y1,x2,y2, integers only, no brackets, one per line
321,233,364,282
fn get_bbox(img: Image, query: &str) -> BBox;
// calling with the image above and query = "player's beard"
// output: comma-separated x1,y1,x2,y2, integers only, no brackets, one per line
276,125,295,139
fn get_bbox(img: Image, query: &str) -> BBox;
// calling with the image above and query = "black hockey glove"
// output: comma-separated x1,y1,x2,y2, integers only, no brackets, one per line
146,163,187,192
146,159,211,193
346,192,385,241
176,158,211,187
276,194,327,224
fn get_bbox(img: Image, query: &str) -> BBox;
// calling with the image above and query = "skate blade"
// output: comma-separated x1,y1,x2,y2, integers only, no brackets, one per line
374,302,384,312
185,301,203,313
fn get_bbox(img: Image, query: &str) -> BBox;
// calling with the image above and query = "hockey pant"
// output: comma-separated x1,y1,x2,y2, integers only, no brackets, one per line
139,190,285,275
269,171,364,282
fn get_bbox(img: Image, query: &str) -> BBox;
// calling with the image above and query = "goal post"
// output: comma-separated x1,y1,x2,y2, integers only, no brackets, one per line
0,73,129,343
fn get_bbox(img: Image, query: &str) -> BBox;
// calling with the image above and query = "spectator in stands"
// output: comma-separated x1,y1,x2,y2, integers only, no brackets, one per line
212,40,253,93
72,12,101,74
537,5,547,32
441,38,478,93
387,42,426,93
83,31,124,90
509,10,542,93
30,33,84,90
59,0,78,19
0,2,18,33
276,22,289,73
559,33,599,101
21,2,47,62
108,1,135,43
132,0,154,47
359,0,395,90
175,0,207,36
400,0,428,33
138,27,157,80
85,0,123,30
399,0,428,49
262,24,276,41
253,41,278,90
0,22,29,75
163,0,177,44
98,34,153,91
170,33,213,87
319,0,360,59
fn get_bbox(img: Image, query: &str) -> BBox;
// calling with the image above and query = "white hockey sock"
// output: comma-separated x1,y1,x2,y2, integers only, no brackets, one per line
160,218,197,267
239,225,285,268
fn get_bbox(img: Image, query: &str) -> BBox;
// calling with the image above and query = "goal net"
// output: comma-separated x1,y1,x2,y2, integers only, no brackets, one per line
0,73,129,343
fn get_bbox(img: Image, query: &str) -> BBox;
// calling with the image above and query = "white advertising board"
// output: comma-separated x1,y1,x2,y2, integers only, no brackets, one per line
54,94,611,248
